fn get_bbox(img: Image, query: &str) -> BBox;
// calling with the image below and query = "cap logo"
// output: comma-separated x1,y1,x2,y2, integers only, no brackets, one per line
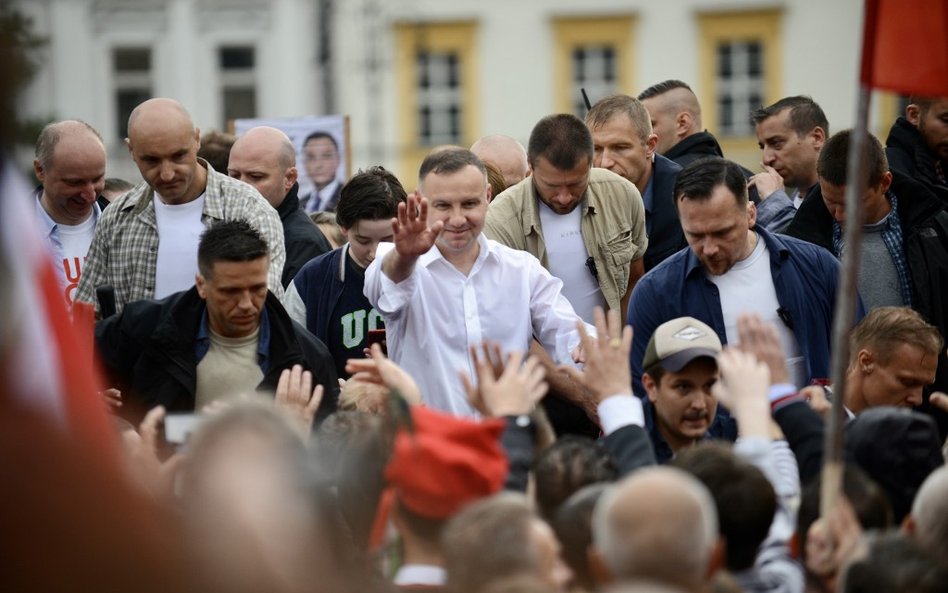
672,326,707,341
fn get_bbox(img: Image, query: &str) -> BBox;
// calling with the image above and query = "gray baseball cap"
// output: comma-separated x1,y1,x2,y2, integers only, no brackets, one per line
642,317,722,372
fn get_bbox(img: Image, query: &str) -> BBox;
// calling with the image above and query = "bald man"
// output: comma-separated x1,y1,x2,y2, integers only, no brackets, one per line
471,134,530,188
76,98,286,314
590,467,721,592
228,126,331,287
33,120,107,304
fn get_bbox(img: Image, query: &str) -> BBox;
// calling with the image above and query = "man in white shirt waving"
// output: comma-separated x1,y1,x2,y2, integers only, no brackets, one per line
365,148,589,416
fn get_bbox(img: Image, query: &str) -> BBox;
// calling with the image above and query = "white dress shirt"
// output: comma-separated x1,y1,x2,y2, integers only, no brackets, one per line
365,234,588,416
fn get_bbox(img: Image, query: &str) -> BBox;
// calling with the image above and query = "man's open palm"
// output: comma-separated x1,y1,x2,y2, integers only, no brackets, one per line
393,192,443,257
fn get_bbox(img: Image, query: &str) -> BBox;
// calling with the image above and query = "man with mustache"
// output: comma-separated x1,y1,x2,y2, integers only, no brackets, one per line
640,317,724,463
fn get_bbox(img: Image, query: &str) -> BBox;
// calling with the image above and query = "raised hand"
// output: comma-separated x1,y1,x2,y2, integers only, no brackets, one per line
560,307,633,402
737,313,790,385
747,164,785,200
392,191,443,258
275,364,324,438
460,344,548,417
345,343,423,406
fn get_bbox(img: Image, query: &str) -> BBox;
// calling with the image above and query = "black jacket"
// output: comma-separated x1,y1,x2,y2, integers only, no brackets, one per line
886,117,948,205
643,154,685,271
96,287,339,425
664,130,726,169
785,171,948,397
279,183,332,287
663,131,759,201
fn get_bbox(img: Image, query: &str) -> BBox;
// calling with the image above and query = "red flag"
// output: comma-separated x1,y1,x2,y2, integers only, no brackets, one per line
0,158,118,460
862,0,948,96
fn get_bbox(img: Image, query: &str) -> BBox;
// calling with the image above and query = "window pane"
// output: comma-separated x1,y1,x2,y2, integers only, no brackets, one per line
222,87,256,124
571,45,617,117
116,88,152,138
113,48,151,72
219,46,255,70
415,50,462,145
716,40,765,137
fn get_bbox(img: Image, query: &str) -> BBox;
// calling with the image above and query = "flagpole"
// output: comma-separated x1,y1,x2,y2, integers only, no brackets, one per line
819,0,878,521
819,85,869,520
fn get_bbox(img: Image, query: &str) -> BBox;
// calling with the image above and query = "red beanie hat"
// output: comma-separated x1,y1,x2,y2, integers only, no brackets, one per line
370,406,509,547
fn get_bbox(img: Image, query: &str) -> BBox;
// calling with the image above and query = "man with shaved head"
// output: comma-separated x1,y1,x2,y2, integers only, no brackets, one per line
33,120,107,304
76,98,286,313
590,466,721,591
228,126,331,286
471,134,530,188
638,80,722,168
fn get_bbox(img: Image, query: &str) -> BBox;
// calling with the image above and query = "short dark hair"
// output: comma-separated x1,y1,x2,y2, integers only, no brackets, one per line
303,131,339,150
908,95,936,117
674,157,748,207
841,532,948,593
197,220,269,278
673,442,776,571
751,95,830,138
527,114,594,170
334,166,407,229
533,436,617,521
637,79,693,101
642,362,667,386
817,129,889,188
418,147,486,182
197,130,236,174
796,465,893,564
552,483,609,592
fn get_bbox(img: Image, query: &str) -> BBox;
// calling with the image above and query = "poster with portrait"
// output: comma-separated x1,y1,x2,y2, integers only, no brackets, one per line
234,115,350,211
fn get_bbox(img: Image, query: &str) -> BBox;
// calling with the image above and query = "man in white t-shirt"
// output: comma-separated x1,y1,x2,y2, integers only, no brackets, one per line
628,157,853,399
75,98,285,314
364,147,589,416
32,120,107,305
485,114,647,432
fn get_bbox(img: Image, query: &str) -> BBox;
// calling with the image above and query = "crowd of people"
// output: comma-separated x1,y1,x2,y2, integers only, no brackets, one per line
13,83,948,593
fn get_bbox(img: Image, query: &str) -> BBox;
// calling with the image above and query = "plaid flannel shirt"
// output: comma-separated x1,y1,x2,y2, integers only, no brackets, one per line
832,191,912,307
75,160,285,314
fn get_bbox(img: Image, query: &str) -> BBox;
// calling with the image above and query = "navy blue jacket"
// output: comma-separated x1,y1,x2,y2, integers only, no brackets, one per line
291,245,349,343
627,226,862,397
643,154,685,271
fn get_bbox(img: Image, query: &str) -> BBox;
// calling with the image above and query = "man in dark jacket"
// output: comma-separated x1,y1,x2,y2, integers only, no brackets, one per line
228,126,332,287
283,166,406,379
637,80,764,213
638,79,727,169
885,96,948,204
96,220,338,426
786,129,948,412
585,94,684,271
628,157,855,398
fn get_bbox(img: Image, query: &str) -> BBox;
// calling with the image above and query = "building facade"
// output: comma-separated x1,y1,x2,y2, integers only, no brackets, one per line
16,0,905,186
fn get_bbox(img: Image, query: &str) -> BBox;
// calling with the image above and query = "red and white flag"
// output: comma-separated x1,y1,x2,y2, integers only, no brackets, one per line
0,158,117,459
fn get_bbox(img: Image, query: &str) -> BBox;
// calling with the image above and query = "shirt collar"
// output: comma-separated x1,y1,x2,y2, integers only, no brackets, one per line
34,188,102,238
419,232,493,270
393,565,447,586
196,305,271,372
